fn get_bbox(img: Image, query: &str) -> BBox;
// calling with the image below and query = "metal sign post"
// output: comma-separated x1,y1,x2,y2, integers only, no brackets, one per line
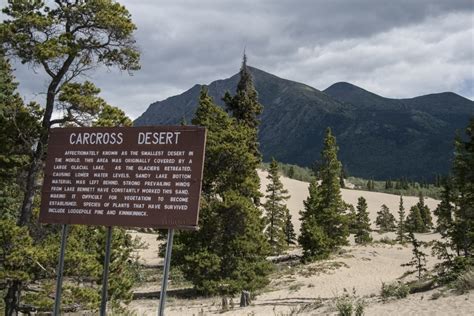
100,226,113,316
53,224,69,316
158,229,174,316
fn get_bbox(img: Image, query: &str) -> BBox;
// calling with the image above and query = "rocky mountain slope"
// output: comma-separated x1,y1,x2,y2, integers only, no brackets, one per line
134,67,473,180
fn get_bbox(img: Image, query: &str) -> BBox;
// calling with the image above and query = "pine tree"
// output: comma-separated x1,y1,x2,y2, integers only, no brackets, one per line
173,87,271,295
402,231,428,280
406,205,426,233
283,209,296,246
299,128,348,261
416,192,433,231
451,119,474,257
354,197,372,244
397,195,406,243
375,204,396,232
434,177,455,234
263,158,291,255
299,180,328,260
2,0,140,228
288,166,295,179
224,54,263,160
347,204,358,234
340,168,345,188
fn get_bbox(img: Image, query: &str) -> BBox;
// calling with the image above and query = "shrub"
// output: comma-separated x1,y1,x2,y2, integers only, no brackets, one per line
335,288,365,316
453,268,474,294
381,282,409,300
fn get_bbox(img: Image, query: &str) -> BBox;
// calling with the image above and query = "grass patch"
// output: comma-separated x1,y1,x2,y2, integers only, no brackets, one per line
453,268,474,294
381,282,409,300
299,261,349,278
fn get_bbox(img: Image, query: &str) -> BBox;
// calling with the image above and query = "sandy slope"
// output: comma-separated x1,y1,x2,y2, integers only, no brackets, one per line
128,171,473,315
258,170,440,235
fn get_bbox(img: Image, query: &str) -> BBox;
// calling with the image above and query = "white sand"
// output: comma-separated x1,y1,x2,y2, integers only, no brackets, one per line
258,170,440,234
128,171,473,315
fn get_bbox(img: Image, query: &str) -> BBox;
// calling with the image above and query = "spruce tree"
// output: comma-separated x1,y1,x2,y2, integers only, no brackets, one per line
375,204,396,232
397,195,406,243
299,128,348,261
416,192,433,230
402,231,428,280
406,205,426,233
451,118,474,257
283,209,296,246
432,120,473,283
434,177,454,234
173,87,271,295
0,55,139,312
299,180,328,260
263,158,291,255
354,197,372,244
224,54,263,161
347,204,358,234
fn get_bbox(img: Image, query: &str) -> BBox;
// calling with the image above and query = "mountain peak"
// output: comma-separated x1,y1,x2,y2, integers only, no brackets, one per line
135,67,473,180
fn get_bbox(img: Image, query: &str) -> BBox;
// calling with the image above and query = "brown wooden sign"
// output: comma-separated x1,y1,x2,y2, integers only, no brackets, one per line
39,126,206,229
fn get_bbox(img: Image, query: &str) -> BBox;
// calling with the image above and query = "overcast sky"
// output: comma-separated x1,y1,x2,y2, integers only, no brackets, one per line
5,0,474,119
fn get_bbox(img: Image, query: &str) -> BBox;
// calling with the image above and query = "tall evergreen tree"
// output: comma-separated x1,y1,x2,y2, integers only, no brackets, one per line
434,177,455,235
375,204,396,232
451,119,474,257
299,128,348,261
402,231,428,280
354,197,372,244
397,195,406,243
417,192,433,230
0,55,139,313
2,0,140,228
263,159,291,255
224,54,263,161
173,87,271,295
0,54,42,221
406,205,426,233
283,209,296,246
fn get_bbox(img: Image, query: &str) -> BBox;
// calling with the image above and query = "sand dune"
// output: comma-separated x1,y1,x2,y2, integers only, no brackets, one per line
128,172,474,315
258,170,440,235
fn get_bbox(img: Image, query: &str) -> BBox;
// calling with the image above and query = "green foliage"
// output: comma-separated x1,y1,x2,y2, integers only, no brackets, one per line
402,231,428,280
283,208,296,246
375,204,396,232
173,84,271,295
299,128,349,261
354,197,372,244
263,159,291,255
0,54,42,221
347,176,443,200
396,195,406,243
335,288,365,316
0,219,37,284
1,0,140,72
453,267,474,294
451,118,474,257
2,0,140,227
432,119,474,287
223,54,263,159
433,177,455,234
1,2,140,312
417,192,433,230
380,282,409,300
263,162,314,183
194,88,260,199
406,205,426,233
57,81,133,127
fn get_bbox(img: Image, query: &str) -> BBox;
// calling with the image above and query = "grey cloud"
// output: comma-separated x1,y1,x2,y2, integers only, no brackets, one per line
8,0,474,119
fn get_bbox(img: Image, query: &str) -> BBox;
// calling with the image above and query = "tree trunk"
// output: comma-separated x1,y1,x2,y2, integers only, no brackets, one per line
18,140,44,226
240,290,250,307
4,280,21,316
